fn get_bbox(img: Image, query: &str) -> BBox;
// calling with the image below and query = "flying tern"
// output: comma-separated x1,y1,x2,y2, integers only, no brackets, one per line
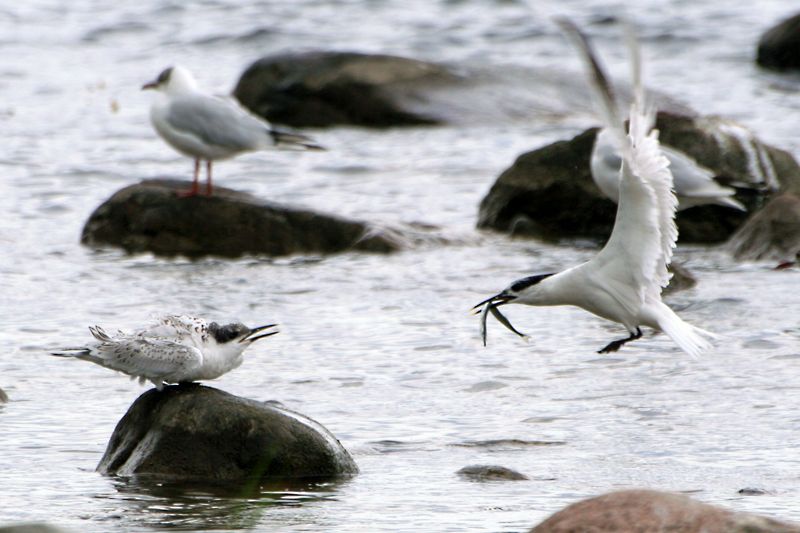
143,65,323,196
474,20,716,356
52,315,278,389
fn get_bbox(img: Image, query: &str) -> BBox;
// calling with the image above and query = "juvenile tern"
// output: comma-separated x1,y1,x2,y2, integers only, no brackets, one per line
52,315,278,389
142,65,323,196
474,20,715,356
592,128,746,211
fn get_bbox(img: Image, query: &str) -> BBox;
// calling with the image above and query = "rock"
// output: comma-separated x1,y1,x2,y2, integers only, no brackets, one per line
664,263,697,294
457,464,528,482
728,192,800,262
0,388,7,403
530,489,800,533
81,179,404,258
233,51,456,128
757,13,800,71
0,525,71,533
97,384,358,481
478,111,800,244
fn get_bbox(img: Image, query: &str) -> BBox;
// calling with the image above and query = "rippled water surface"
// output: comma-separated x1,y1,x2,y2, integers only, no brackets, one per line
2,1,800,531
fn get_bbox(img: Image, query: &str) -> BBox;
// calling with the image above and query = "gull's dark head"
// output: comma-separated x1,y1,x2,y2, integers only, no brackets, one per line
142,67,173,91
208,322,278,344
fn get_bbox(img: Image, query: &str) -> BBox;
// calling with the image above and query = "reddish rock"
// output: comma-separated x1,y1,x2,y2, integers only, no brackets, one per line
530,489,800,533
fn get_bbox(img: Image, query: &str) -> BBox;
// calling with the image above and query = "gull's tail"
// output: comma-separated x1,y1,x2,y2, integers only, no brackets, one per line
268,128,325,151
650,301,716,357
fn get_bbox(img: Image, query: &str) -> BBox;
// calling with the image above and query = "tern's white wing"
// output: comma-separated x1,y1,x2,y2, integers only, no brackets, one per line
139,315,209,341
559,19,676,312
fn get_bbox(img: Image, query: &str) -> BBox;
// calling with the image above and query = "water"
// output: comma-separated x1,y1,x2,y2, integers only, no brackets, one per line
2,1,800,531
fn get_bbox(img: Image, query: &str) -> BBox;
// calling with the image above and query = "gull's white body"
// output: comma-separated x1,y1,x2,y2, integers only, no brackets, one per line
592,127,745,211
52,315,275,389
478,20,715,356
148,66,284,162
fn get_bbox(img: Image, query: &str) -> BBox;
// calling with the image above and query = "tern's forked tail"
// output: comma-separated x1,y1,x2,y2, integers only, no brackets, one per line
649,301,716,357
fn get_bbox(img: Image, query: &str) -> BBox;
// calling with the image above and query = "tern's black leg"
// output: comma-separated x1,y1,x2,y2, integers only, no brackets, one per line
598,327,642,354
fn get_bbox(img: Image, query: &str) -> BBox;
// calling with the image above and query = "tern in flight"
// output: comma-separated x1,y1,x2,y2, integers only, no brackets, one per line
52,315,278,389
143,65,323,196
474,19,716,356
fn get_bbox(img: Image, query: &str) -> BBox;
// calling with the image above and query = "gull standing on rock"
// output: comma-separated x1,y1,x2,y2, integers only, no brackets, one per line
52,315,278,389
143,65,323,196
474,19,716,356
592,128,746,211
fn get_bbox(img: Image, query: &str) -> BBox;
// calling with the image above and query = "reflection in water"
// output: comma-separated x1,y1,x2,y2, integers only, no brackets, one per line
98,475,351,530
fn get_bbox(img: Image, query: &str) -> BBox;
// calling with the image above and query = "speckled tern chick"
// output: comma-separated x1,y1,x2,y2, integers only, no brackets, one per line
52,315,278,389
142,65,323,196
474,19,716,356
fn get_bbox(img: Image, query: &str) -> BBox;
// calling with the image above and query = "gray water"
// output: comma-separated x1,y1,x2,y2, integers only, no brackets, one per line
2,1,800,531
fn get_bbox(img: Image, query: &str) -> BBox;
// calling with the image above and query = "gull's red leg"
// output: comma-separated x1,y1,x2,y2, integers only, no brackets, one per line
178,159,201,197
206,160,213,196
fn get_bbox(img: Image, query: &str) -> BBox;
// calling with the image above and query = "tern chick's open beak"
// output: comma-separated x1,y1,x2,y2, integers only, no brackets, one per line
239,324,279,343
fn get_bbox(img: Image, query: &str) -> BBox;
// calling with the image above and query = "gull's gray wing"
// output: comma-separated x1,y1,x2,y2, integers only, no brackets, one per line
165,93,268,151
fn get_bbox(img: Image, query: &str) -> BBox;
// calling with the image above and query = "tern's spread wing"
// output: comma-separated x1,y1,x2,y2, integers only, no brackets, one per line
89,336,203,380
165,93,268,151
558,18,677,311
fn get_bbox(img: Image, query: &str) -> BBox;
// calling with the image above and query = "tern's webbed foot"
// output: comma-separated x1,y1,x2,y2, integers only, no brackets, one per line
598,328,642,354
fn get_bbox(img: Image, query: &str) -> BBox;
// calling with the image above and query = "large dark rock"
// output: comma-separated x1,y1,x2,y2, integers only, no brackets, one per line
530,489,800,533
233,51,456,128
728,192,800,261
82,179,404,258
478,112,800,244
757,13,800,71
97,385,358,481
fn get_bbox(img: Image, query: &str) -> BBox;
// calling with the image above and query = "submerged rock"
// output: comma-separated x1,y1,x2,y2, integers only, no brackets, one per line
457,464,528,482
478,112,799,243
757,13,800,71
0,524,72,533
530,489,800,533
728,192,800,262
97,385,358,481
82,179,404,258
233,51,455,128
0,388,7,403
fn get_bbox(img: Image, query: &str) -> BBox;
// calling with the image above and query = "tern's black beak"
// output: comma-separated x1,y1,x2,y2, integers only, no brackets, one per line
239,324,279,343
141,81,158,90
471,292,515,314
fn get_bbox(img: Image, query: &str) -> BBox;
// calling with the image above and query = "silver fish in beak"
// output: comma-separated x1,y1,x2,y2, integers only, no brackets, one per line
471,293,526,346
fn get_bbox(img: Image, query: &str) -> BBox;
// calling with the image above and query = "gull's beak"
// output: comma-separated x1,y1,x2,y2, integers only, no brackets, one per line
141,80,158,91
471,292,515,314
239,324,279,343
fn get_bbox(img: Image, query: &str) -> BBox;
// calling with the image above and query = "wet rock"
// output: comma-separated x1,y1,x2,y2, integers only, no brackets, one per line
233,51,456,128
478,112,799,244
529,489,800,533
0,525,71,533
728,192,800,262
457,465,528,482
81,179,404,258
97,384,358,481
0,388,7,403
739,487,771,496
757,13,800,71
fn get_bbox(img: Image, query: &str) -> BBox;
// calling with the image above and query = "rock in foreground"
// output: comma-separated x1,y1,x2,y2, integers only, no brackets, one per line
82,179,402,258
98,385,358,481
478,112,799,244
728,192,800,262
530,489,800,533
757,13,800,71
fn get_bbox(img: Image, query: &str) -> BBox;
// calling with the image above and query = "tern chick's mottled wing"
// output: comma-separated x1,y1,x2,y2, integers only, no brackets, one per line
592,128,746,211
52,315,278,390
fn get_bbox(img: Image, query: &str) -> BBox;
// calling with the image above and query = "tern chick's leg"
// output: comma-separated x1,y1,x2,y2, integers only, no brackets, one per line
598,327,642,354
